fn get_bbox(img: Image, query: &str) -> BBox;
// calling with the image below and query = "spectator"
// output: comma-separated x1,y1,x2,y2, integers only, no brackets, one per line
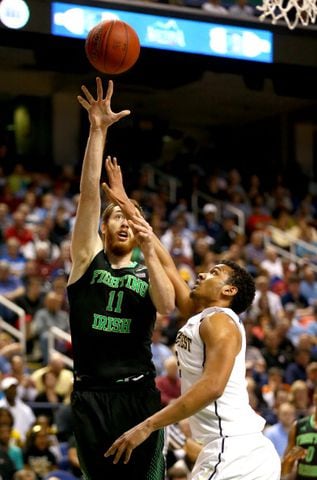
300,265,317,306
262,367,289,408
283,302,308,348
261,328,291,371
245,194,272,236
160,214,194,264
66,435,82,478
155,355,181,407
34,414,62,467
13,276,45,358
23,424,58,479
260,246,284,282
244,230,266,277
192,231,214,271
49,271,69,314
201,0,228,13
151,319,173,376
22,224,59,265
281,274,310,309
4,210,33,246
0,332,23,375
0,444,16,480
31,353,73,401
288,380,311,419
228,0,254,16
250,274,284,324
14,469,36,480
0,422,24,470
264,401,296,458
0,237,26,278
0,203,11,249
0,260,25,324
48,240,72,280
283,348,311,385
0,377,36,443
49,206,70,247
6,354,37,402
213,213,238,254
306,361,317,403
30,292,69,364
0,407,23,448
198,203,223,241
32,371,63,423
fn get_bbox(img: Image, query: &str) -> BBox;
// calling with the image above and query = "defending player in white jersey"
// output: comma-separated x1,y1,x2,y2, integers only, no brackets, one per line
103,158,281,480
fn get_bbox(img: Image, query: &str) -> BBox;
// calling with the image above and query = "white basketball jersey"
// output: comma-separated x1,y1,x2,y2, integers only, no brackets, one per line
175,306,266,445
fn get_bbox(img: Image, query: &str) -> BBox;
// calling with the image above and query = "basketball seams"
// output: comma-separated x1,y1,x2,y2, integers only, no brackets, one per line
115,22,129,75
102,20,115,74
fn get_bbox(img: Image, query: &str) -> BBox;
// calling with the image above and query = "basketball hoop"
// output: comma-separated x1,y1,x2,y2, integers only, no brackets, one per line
257,0,317,29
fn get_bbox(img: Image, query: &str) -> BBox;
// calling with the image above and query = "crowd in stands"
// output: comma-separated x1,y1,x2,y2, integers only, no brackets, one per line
1,131,317,478
141,0,258,19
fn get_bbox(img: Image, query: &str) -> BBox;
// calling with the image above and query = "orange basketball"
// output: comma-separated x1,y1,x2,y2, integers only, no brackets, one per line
85,19,140,75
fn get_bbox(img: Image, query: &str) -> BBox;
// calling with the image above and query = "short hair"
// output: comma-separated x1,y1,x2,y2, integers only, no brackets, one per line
221,259,256,314
101,199,143,224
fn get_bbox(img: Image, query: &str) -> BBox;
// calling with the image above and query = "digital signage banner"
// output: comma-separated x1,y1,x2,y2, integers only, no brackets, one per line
51,2,273,63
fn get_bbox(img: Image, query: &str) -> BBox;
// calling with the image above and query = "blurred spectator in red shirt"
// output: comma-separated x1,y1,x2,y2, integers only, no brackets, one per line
4,210,33,246
155,355,181,407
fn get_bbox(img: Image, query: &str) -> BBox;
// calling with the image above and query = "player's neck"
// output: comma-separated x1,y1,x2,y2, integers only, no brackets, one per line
107,251,133,269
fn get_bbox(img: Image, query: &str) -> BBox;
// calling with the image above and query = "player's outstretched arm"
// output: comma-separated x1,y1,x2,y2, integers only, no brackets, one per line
102,157,195,318
104,311,240,464
68,79,130,285
128,215,175,315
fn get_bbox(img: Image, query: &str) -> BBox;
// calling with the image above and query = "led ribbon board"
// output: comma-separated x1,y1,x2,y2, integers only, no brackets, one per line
51,2,273,63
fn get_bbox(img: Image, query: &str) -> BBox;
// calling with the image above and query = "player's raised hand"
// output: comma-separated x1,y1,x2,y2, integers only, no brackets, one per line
284,445,307,463
77,78,130,129
128,214,154,253
102,156,141,219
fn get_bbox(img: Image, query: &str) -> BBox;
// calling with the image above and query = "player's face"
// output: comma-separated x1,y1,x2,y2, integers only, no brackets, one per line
190,264,234,303
104,206,135,255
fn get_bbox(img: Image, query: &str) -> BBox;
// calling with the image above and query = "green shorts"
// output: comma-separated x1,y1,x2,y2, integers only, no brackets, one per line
71,376,165,480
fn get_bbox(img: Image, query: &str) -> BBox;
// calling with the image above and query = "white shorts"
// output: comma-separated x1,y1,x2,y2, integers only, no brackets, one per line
190,432,281,480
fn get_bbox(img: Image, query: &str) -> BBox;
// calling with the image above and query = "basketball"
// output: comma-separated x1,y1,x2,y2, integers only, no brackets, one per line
85,19,140,75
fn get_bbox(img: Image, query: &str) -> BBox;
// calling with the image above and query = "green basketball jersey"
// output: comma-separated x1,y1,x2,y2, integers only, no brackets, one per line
295,415,317,479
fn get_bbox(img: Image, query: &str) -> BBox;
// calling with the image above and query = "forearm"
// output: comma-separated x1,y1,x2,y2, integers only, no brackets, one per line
80,126,107,195
144,248,175,315
281,459,296,476
146,378,217,432
152,235,194,317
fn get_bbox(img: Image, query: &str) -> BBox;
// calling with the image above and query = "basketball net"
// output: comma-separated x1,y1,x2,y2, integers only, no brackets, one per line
257,0,317,29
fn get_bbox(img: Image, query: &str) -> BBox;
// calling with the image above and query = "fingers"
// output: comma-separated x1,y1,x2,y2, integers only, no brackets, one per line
77,96,90,110
130,215,153,231
101,182,110,196
105,79,114,102
105,155,117,171
81,84,94,104
96,76,103,100
116,109,131,120
104,440,132,465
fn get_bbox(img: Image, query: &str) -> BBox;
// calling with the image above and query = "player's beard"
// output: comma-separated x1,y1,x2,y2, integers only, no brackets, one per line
105,230,135,256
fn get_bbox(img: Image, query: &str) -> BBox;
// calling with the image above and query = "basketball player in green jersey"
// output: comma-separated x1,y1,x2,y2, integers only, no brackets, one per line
67,77,175,479
281,386,317,480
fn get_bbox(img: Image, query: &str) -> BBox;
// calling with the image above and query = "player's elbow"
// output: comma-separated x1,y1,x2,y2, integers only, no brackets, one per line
157,300,175,316
205,381,225,402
